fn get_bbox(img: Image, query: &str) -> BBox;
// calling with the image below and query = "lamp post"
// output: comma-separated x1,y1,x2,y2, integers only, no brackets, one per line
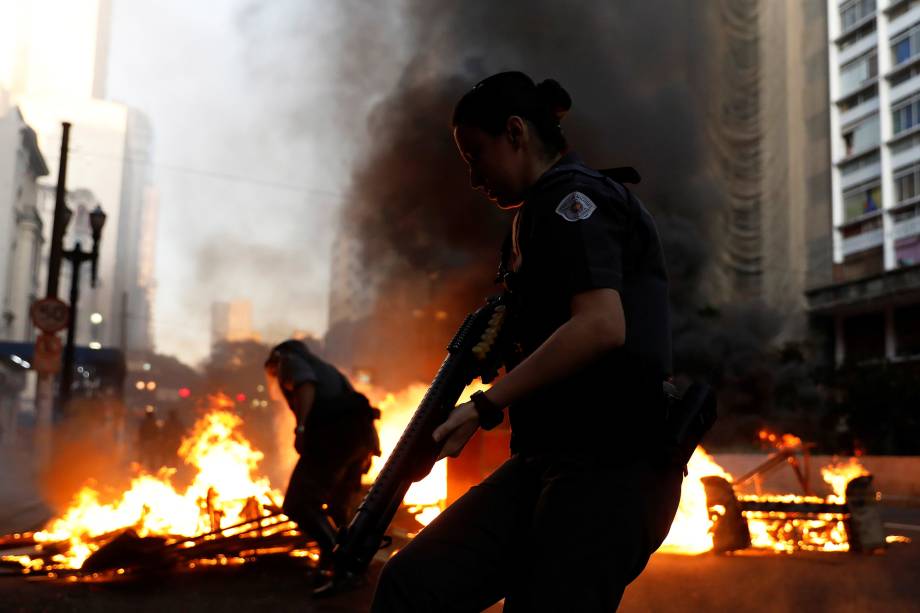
58,205,107,413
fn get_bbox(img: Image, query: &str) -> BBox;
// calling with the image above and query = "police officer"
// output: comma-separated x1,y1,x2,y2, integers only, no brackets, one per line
264,340,380,563
371,72,683,612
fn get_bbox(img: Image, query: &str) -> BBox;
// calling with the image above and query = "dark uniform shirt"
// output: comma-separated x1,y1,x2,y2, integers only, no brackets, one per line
501,152,671,458
276,343,356,423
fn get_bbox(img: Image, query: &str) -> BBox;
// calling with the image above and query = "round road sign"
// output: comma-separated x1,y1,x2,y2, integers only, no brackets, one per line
30,297,70,334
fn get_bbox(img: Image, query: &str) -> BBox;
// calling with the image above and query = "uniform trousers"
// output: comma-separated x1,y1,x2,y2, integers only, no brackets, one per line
371,451,682,612
283,412,379,553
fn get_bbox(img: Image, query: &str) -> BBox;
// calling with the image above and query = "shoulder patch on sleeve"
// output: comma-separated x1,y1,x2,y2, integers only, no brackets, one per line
554,191,597,222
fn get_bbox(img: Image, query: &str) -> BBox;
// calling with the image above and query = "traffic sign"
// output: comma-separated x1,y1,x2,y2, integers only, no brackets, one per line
30,297,69,334
33,332,63,374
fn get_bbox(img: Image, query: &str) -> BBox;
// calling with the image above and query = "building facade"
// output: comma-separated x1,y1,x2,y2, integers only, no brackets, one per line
808,0,920,364
0,97,49,343
704,0,834,343
211,300,256,348
0,0,157,356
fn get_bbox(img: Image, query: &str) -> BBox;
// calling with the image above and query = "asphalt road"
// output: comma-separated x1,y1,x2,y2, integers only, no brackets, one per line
1,509,917,612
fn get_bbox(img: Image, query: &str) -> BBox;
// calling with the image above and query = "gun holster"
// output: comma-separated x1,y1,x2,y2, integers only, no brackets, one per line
662,381,717,470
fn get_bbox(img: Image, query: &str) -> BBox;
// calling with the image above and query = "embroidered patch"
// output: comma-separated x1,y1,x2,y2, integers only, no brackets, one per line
554,191,597,222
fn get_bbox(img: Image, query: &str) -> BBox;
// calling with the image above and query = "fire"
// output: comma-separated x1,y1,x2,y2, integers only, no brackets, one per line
357,380,490,526
28,403,283,569
658,443,875,556
821,457,869,502
758,429,803,450
9,380,493,573
659,447,732,555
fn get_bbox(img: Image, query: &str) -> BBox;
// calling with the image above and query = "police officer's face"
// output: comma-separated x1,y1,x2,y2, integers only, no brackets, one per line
264,368,284,402
454,122,528,208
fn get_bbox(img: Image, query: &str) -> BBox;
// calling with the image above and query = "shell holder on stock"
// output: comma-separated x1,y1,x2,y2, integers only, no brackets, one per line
468,302,507,384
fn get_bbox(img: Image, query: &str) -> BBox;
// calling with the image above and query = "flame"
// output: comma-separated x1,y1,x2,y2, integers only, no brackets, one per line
356,380,490,526
659,447,732,555
758,429,802,450
13,380,495,573
658,445,873,556
821,457,869,502
28,399,283,569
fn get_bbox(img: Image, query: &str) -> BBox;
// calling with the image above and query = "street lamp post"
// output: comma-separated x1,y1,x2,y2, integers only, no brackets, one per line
58,205,107,413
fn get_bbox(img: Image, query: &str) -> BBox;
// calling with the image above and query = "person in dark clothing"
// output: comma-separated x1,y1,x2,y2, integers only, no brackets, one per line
137,407,160,470
264,340,380,561
371,72,683,612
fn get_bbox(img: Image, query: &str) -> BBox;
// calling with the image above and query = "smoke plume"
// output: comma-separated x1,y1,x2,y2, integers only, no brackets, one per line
247,1,824,445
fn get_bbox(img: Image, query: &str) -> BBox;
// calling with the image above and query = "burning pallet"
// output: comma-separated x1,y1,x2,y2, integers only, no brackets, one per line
701,434,887,554
0,388,448,582
0,498,316,579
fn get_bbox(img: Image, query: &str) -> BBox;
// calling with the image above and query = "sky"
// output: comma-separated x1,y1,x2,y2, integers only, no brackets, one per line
105,1,402,365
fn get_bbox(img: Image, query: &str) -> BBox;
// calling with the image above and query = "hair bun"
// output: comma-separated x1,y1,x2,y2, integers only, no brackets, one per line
535,79,572,120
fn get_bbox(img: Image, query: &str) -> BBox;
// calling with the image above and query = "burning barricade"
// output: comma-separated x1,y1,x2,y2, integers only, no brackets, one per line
0,386,459,580
661,432,898,556
0,383,907,584
1,406,304,578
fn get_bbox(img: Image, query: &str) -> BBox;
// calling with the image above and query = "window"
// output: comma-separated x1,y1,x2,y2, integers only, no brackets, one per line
840,0,876,34
892,203,920,222
893,93,920,134
841,213,882,236
842,114,879,156
840,151,880,176
840,53,878,97
891,132,920,154
889,0,920,21
895,165,920,204
895,235,920,266
838,88,877,112
891,24,920,66
890,64,920,86
843,183,882,221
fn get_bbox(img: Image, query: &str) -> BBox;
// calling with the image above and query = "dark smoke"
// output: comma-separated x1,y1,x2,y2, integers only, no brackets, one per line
246,1,825,447
330,1,724,386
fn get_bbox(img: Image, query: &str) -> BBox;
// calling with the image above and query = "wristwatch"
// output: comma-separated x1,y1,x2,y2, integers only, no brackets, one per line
470,391,504,430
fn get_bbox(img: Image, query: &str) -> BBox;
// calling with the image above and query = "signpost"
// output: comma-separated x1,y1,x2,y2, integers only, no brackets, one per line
33,121,72,467
30,297,69,335
32,333,63,375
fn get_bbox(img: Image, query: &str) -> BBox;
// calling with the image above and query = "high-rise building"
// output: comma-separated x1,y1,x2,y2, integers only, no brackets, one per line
705,0,833,343
0,0,157,355
211,300,256,348
806,0,920,365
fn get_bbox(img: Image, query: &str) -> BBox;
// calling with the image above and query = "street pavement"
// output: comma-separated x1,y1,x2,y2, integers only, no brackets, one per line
0,510,917,612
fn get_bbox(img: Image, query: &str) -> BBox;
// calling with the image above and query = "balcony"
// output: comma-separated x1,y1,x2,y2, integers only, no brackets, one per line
839,30,878,65
888,2,920,37
842,227,884,256
840,159,882,189
893,212,920,239
890,138,920,169
836,13,877,45
838,75,878,101
840,97,880,126
890,71,920,103
809,258,920,316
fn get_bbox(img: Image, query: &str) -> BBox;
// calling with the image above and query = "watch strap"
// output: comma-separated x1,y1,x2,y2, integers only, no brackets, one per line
471,390,503,431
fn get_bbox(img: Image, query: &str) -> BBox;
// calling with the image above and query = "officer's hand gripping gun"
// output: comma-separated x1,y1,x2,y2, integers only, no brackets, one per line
319,295,508,592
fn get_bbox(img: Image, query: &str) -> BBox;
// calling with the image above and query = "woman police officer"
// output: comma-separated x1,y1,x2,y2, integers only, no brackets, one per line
371,71,683,612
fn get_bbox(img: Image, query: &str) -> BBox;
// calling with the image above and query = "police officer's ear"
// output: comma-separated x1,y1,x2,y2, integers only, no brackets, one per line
505,115,527,149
